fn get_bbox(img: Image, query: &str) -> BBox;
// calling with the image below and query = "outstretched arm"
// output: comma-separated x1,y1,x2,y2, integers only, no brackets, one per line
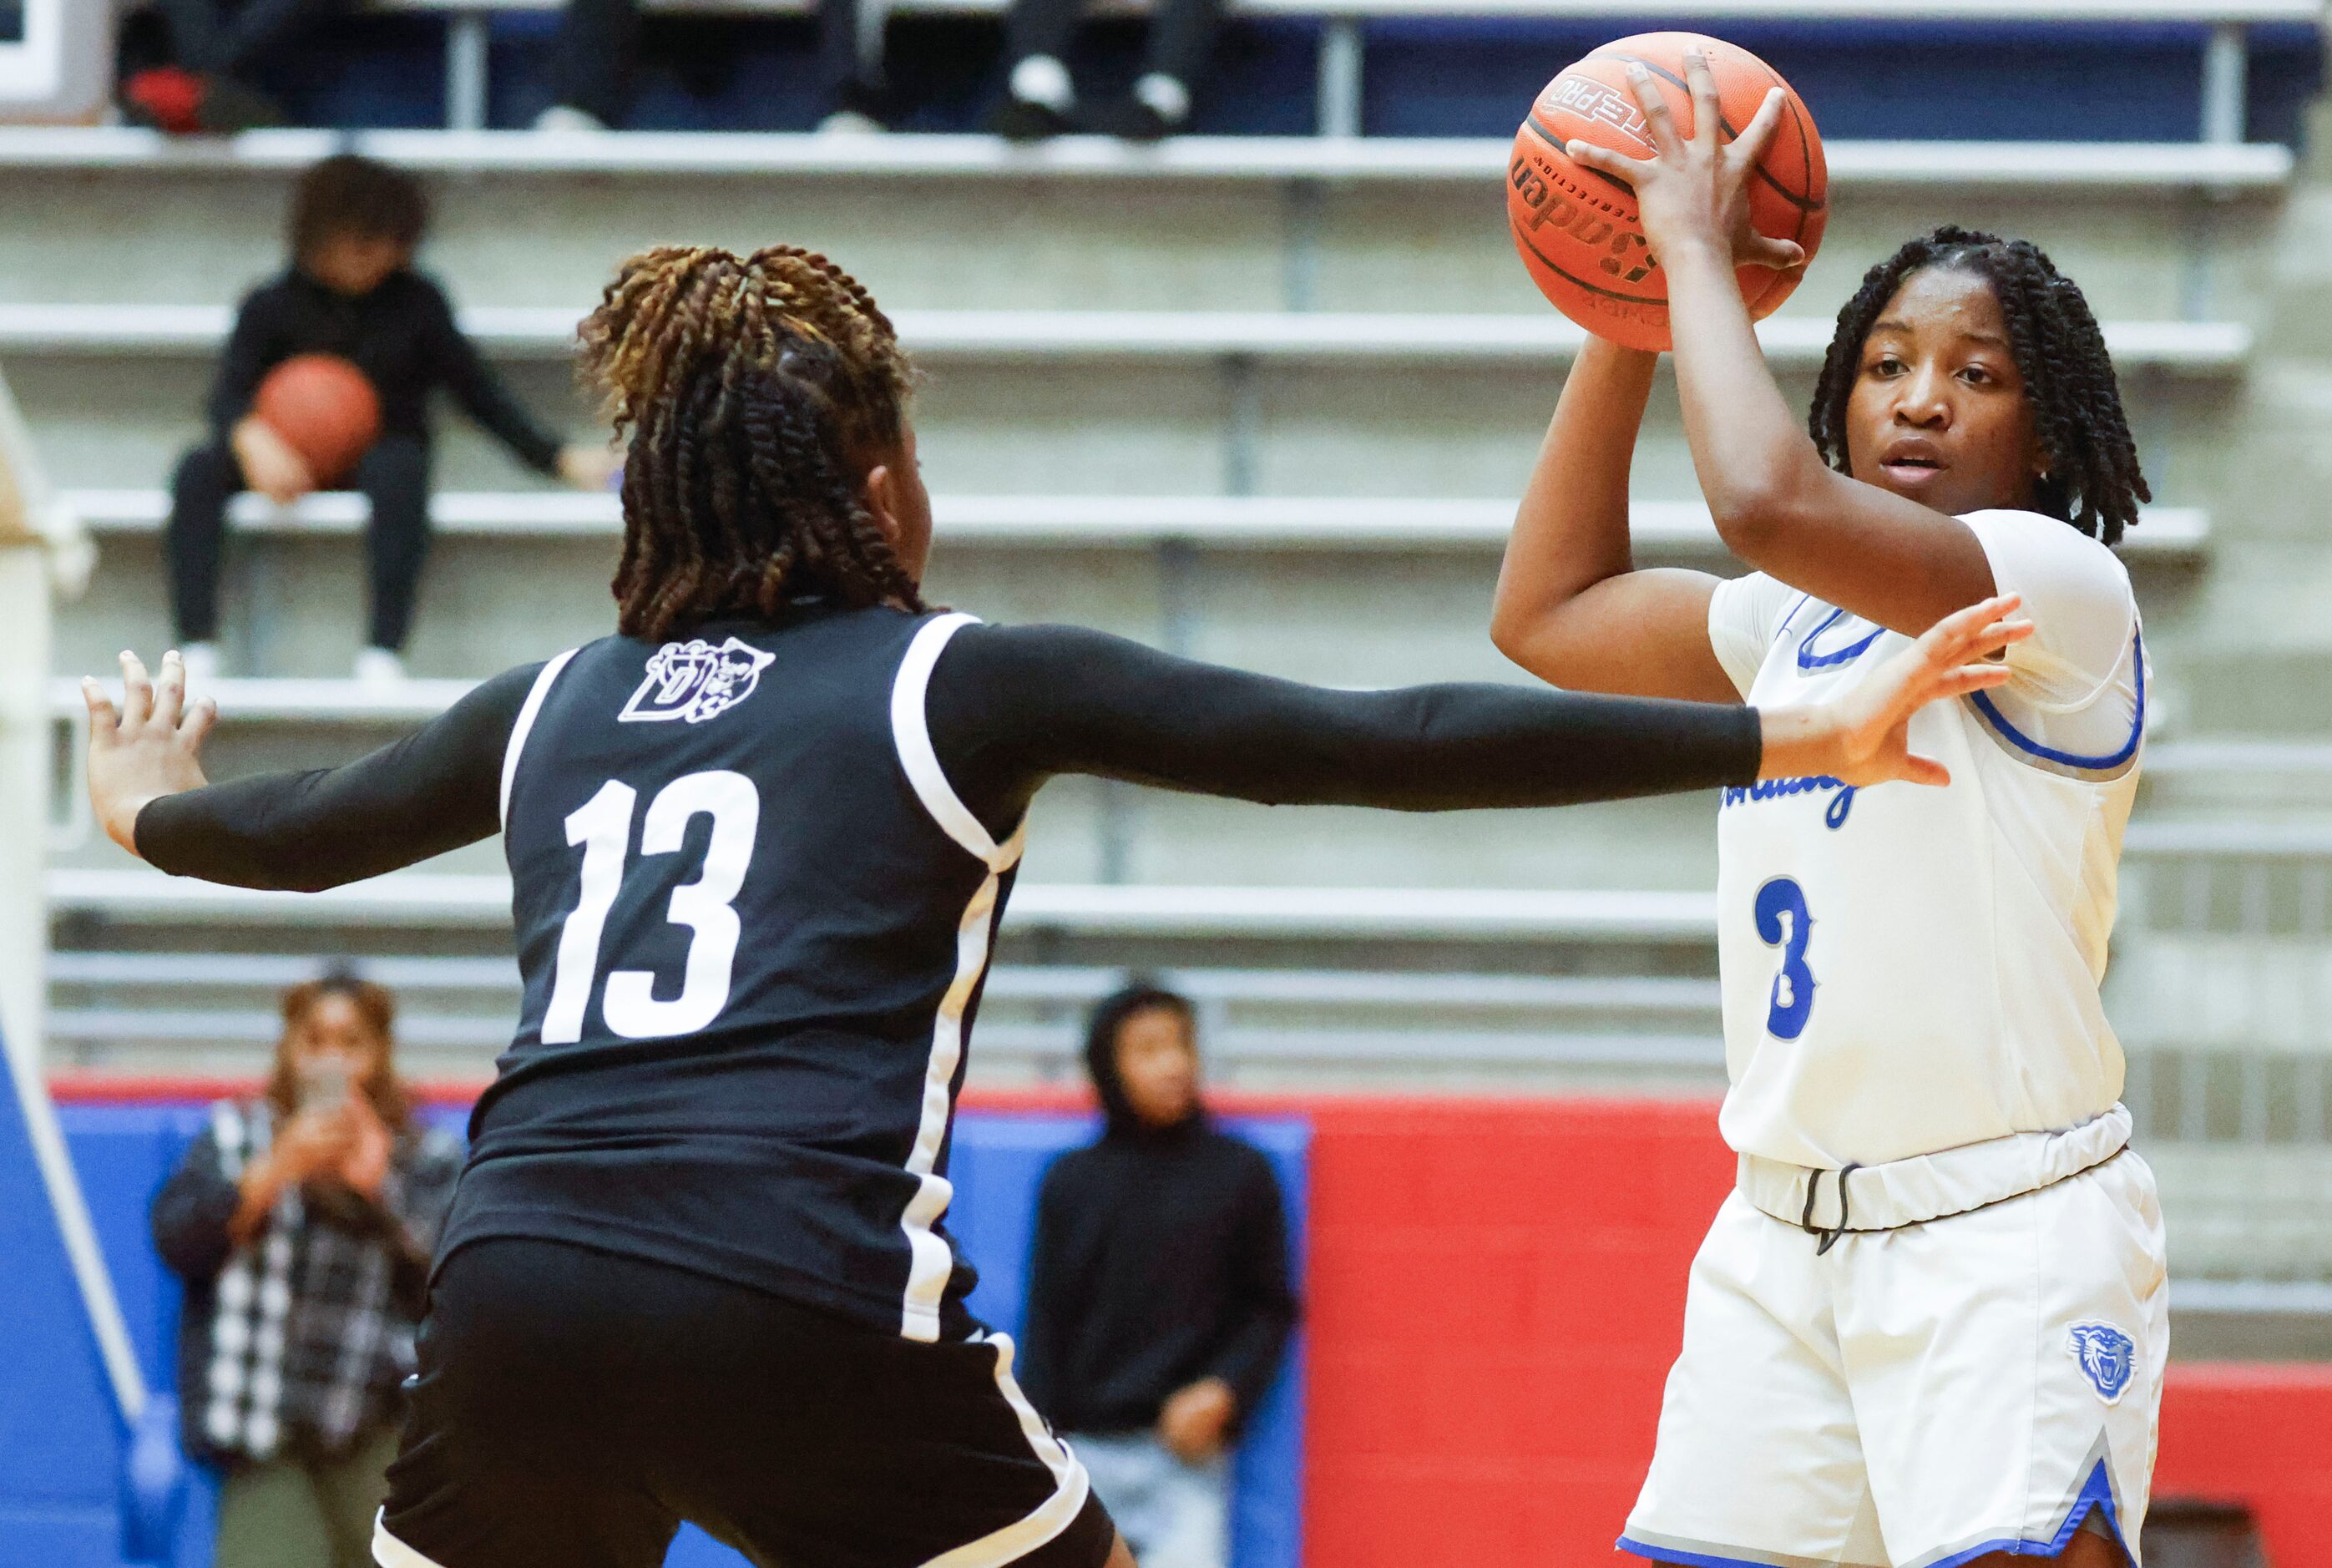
84,650,541,891
1565,53,1995,635
928,601,2029,840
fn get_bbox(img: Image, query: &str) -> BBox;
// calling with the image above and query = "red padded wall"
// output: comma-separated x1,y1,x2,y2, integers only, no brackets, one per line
1295,1096,1733,1565
2156,1361,2332,1567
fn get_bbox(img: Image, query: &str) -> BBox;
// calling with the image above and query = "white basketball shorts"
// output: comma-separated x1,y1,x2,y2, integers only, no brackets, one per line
1619,1150,2168,1568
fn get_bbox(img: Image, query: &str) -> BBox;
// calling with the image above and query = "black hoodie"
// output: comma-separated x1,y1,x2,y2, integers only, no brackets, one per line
1015,989,1299,1438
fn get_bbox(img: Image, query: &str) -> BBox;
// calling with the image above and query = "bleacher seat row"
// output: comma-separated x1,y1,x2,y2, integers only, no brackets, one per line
0,304,2258,370
54,489,2219,555
0,129,2294,191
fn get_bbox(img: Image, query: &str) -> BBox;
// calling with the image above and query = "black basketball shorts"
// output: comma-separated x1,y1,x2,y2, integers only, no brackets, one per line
372,1237,1117,1568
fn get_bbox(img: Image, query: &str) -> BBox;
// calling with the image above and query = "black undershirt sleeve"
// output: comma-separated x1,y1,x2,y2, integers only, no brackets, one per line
129,620,1764,891
133,662,544,892
204,286,284,444
923,621,1764,842
422,280,564,475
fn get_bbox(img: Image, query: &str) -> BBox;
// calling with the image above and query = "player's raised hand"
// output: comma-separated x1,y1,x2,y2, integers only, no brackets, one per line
1756,594,2032,788
1561,49,1805,277
83,649,217,857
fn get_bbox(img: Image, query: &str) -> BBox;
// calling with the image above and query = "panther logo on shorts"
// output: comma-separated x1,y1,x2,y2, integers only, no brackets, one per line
2068,1323,2136,1404
620,637,776,725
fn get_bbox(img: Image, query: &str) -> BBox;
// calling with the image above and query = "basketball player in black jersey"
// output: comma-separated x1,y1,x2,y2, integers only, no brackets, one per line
83,245,2027,1568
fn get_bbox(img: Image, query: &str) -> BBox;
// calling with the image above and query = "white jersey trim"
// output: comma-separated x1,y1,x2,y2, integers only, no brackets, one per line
918,1333,1092,1568
498,649,579,830
892,612,1028,1340
892,612,1019,873
372,1512,452,1568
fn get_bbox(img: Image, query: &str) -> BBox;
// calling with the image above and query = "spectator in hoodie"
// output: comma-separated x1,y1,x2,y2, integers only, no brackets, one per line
1018,984,1298,1568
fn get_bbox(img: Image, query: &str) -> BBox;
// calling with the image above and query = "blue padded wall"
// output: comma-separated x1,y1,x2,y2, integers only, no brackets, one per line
0,1081,135,1567
669,1110,1310,1568
8,1104,1304,1568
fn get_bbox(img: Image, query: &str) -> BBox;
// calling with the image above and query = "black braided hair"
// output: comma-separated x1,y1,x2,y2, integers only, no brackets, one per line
1808,225,2150,546
579,245,925,641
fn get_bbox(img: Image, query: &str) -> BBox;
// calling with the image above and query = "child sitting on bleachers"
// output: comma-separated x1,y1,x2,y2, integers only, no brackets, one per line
167,154,615,684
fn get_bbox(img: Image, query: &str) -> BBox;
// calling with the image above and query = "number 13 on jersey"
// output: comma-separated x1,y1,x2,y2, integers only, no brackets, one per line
1753,877,1817,1040
543,770,760,1044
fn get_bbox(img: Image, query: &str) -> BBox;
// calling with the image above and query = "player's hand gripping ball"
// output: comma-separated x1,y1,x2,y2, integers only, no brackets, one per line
1507,32,1827,352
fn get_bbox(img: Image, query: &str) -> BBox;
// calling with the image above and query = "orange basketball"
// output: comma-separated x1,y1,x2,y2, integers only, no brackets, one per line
1506,33,1827,352
252,353,382,485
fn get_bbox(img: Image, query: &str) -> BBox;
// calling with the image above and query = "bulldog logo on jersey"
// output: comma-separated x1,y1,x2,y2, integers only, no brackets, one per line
2067,1323,2136,1403
619,637,776,725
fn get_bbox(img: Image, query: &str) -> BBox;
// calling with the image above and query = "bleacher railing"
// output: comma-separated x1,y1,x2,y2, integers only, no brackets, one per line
367,0,2321,138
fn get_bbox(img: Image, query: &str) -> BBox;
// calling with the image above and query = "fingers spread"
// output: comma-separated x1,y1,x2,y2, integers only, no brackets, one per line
182,695,220,749
1682,49,1720,149
119,650,154,726
1564,138,1647,183
1920,594,2026,665
80,676,119,737
1744,235,1808,273
1730,86,1789,168
1624,63,1680,156
1936,664,2016,697
154,649,185,730
1975,618,2036,658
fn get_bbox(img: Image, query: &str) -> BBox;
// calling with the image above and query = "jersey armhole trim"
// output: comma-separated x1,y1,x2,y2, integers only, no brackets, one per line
498,649,579,830
1966,628,2146,781
892,613,1022,873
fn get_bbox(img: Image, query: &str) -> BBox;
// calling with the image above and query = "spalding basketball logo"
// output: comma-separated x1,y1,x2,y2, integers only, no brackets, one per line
619,636,776,725
2067,1323,2136,1404
1540,72,1653,151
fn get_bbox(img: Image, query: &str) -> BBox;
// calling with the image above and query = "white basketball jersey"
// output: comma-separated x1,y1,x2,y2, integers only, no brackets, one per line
1707,510,2147,1169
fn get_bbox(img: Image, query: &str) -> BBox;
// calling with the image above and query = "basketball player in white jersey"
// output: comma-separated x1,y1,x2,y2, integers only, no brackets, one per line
1491,58,2162,1568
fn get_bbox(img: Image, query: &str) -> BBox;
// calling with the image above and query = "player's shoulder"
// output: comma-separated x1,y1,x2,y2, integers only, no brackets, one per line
1957,508,2132,598
930,617,1115,680
1710,569,1812,647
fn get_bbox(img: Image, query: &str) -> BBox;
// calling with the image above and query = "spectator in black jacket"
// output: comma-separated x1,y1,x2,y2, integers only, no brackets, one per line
1019,984,1298,1568
151,974,461,1568
166,154,615,684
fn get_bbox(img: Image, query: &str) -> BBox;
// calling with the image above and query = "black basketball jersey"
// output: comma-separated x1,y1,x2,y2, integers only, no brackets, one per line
443,603,1016,1342
134,594,1762,1344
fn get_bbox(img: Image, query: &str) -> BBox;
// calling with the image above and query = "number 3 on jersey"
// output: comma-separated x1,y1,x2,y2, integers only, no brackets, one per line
542,770,760,1044
1753,877,1817,1040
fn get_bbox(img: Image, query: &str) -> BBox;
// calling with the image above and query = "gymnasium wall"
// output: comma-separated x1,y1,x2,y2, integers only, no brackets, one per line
1270,1094,2332,1568
21,1081,2332,1567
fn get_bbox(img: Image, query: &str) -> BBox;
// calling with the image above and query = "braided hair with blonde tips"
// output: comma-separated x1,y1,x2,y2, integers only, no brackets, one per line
579,244,925,641
1808,225,2151,548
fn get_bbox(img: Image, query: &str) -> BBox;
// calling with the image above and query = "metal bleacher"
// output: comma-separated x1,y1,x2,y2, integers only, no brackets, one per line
0,303,2260,368
13,1,2332,1314
372,0,2319,139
